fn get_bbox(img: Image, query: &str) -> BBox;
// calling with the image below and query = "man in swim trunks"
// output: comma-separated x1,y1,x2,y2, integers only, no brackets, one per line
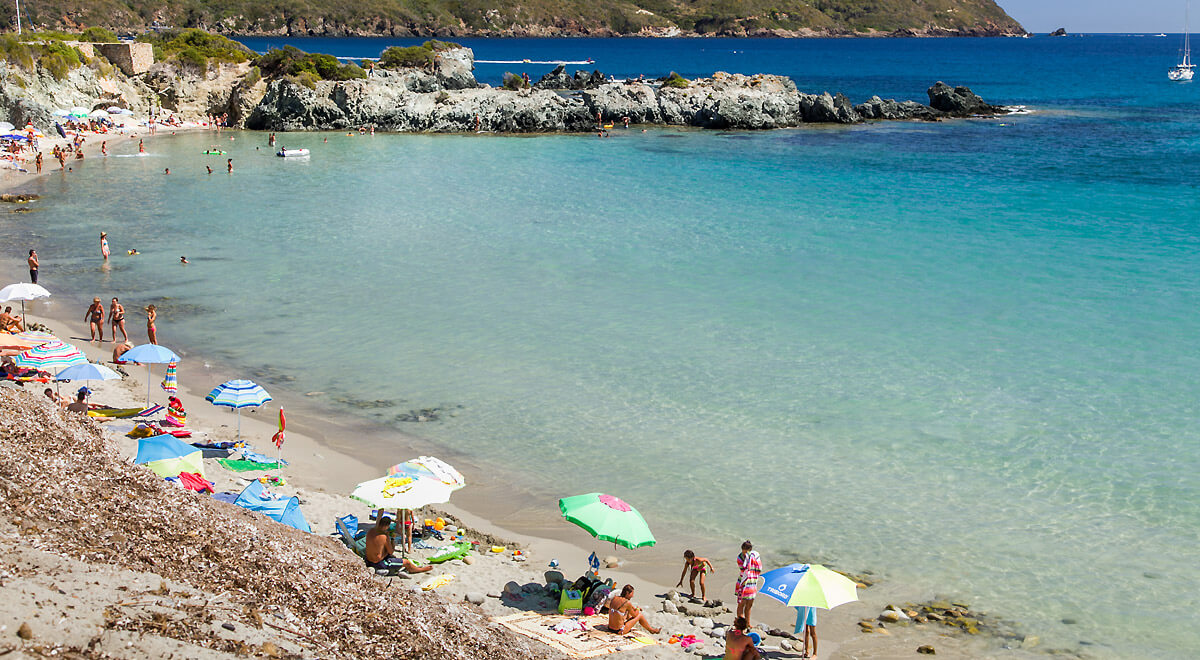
363,516,432,574
27,249,38,284
724,617,761,660
736,540,762,626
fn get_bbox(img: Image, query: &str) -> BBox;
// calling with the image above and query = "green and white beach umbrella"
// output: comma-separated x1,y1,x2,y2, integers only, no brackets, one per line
558,492,656,549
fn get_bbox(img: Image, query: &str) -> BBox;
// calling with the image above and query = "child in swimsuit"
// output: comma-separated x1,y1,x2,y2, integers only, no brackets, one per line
677,550,715,603
145,305,157,344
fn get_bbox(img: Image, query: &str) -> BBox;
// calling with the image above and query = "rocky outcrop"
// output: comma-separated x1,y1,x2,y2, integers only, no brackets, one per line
1049,28,1068,37
0,61,155,130
247,68,1008,132
143,61,256,119
533,65,607,91
926,81,1006,116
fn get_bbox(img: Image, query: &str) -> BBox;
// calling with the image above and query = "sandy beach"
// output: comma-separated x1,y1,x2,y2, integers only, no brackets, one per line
0,127,1032,659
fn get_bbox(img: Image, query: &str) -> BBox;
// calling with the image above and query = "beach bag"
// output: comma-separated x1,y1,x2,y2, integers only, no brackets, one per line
558,588,583,615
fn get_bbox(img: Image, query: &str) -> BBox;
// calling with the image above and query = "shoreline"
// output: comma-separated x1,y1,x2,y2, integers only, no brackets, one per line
0,129,1037,658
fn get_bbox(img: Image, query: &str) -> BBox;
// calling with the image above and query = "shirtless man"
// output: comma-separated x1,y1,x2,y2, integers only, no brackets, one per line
0,306,23,332
363,516,432,574
724,617,761,660
27,249,38,284
113,341,133,363
66,390,88,414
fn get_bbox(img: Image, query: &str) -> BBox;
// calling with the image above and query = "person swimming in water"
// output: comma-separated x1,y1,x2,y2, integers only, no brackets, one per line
180,256,189,264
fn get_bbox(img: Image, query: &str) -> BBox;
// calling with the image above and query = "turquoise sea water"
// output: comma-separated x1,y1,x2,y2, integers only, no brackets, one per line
5,36,1200,658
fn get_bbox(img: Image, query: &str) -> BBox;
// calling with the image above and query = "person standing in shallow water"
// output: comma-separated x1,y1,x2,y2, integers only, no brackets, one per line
109,297,127,343
27,249,38,284
145,305,158,344
100,232,109,261
84,298,104,342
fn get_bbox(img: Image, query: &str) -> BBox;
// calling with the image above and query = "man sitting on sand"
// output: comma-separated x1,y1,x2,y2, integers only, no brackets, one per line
724,617,761,660
0,306,23,332
66,389,88,414
364,515,432,574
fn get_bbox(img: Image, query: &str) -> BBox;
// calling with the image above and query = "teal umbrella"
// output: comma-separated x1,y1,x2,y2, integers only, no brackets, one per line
559,492,656,549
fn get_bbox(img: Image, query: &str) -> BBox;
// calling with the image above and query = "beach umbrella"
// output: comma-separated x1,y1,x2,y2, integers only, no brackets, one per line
759,563,860,610
206,379,271,441
89,109,110,118
387,456,466,490
12,340,87,372
160,361,177,394
0,282,51,327
54,362,121,383
122,343,182,407
52,109,70,117
0,330,58,351
558,493,656,549
351,474,454,510
106,106,127,114
0,122,12,132
135,433,205,478
69,106,89,117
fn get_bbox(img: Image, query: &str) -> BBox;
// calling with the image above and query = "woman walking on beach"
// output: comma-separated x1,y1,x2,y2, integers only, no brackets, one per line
100,232,110,262
676,550,715,604
145,305,158,344
735,540,762,627
84,298,104,342
109,297,127,343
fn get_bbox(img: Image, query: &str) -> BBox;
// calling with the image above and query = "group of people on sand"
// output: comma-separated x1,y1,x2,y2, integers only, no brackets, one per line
84,297,155,345
675,541,818,659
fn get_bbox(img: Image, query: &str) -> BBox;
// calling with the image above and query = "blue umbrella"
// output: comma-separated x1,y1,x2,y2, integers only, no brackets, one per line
123,344,182,407
206,379,272,440
54,362,121,382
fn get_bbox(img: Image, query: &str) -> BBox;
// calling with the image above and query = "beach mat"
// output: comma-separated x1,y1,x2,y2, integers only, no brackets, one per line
218,458,285,472
491,612,657,658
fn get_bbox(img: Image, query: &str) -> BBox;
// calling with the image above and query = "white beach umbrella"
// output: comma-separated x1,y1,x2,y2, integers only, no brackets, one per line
89,109,110,118
52,109,70,117
69,106,90,117
0,282,50,327
0,122,13,133
106,106,124,113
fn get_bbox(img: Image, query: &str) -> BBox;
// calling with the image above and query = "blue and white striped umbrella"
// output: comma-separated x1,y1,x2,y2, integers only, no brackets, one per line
206,379,272,441
206,379,272,409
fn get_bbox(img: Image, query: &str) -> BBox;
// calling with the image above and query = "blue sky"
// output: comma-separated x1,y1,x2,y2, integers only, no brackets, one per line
1000,0,1190,33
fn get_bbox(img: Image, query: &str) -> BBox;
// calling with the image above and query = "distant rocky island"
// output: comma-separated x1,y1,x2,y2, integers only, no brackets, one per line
5,0,1026,38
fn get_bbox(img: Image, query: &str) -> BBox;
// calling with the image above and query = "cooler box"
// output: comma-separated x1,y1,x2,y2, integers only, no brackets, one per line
558,588,583,615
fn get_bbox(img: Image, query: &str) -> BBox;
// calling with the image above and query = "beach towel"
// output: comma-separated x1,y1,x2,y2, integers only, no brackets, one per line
491,612,658,659
178,471,214,493
192,441,237,450
218,458,286,472
420,574,455,591
136,404,165,417
240,449,285,465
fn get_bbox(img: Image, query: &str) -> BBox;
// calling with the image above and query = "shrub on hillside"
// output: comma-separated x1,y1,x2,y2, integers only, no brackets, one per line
139,29,252,68
378,39,460,70
661,71,689,88
253,46,365,81
79,27,119,43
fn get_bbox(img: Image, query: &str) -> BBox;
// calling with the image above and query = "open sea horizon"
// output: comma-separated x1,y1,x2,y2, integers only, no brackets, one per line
4,35,1199,658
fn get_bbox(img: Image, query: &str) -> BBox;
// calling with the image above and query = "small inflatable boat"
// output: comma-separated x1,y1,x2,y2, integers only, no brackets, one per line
202,150,226,155
276,148,309,157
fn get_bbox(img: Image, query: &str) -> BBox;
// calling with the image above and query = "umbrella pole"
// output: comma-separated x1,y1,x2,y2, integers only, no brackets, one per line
20,300,26,329
236,407,242,441
145,364,152,407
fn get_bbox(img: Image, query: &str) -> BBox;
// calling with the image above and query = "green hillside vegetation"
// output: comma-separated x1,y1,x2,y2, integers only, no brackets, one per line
0,34,86,79
254,45,365,87
378,39,459,70
2,1,1025,37
137,28,252,69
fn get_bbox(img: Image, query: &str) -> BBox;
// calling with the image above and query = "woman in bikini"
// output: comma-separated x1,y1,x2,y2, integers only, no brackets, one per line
100,232,110,261
676,550,715,603
84,298,104,342
109,297,127,342
606,585,660,635
145,304,158,344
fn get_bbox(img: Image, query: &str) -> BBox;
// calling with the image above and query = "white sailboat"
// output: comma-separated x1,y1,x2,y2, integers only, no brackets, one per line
1169,1,1195,81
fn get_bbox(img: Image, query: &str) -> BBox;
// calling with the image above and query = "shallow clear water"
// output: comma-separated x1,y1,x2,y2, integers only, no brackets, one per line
5,36,1200,658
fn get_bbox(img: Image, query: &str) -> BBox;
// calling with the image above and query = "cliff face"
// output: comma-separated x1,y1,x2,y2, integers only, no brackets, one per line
6,0,1025,38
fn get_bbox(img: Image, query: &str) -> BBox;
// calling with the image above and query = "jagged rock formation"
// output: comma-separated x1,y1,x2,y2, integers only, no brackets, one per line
1,46,1010,135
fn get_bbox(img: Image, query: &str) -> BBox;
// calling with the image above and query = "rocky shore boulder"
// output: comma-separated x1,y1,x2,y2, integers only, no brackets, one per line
657,73,804,129
798,92,861,124
927,82,1005,116
533,65,607,90
855,95,941,121
582,82,662,124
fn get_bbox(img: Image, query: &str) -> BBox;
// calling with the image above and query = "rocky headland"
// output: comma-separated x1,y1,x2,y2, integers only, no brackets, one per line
2,44,1010,135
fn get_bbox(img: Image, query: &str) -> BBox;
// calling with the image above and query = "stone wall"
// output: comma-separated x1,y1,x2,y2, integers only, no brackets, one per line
95,42,154,76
